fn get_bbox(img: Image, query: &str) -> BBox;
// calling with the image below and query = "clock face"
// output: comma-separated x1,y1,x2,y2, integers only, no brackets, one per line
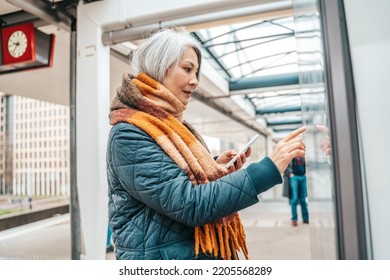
7,30,28,58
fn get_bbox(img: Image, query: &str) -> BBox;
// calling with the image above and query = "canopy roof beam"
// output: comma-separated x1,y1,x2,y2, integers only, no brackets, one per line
102,0,292,45
230,72,299,91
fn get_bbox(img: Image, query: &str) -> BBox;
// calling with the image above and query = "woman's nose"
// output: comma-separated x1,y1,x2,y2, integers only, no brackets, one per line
189,76,199,88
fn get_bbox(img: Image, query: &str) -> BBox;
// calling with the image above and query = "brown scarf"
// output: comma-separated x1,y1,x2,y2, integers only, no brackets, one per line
110,73,248,260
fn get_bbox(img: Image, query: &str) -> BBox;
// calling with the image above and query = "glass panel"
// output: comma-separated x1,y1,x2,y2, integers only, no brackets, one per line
195,17,298,80
344,0,390,259
195,17,302,138
293,0,338,259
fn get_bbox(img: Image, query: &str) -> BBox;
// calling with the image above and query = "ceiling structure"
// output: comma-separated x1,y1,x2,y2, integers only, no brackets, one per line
0,0,304,141
193,15,304,139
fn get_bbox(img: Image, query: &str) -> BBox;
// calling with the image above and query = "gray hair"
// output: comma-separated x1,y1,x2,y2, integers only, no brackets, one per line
129,27,202,83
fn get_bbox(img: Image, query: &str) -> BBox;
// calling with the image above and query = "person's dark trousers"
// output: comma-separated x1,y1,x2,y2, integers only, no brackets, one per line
289,175,309,222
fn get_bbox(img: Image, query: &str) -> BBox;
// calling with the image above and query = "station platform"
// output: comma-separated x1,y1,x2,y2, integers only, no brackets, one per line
0,200,311,260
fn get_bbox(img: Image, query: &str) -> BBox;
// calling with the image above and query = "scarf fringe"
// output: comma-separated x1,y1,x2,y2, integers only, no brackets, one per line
194,217,248,260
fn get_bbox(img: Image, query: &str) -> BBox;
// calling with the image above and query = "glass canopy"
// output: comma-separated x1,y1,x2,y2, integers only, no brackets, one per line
195,16,298,79
194,16,304,136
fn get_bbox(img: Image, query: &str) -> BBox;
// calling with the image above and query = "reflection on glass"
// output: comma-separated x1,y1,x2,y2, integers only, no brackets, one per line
293,0,337,259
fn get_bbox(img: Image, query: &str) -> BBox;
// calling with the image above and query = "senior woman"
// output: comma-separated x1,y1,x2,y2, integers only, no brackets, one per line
107,27,306,260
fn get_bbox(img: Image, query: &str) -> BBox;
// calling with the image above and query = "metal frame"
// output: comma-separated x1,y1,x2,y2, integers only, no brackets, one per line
7,0,72,31
320,0,368,259
101,0,292,45
197,18,296,80
8,0,82,260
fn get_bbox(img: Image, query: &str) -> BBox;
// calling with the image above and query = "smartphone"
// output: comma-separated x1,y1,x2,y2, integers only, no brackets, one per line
225,134,260,169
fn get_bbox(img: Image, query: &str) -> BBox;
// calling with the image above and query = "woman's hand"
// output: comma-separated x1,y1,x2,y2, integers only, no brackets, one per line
216,147,252,173
270,126,307,173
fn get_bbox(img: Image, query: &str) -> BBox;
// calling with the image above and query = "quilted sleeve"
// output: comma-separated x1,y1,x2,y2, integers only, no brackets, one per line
108,123,281,227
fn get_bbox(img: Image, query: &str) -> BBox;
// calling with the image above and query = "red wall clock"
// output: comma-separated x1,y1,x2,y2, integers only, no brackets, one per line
1,22,36,65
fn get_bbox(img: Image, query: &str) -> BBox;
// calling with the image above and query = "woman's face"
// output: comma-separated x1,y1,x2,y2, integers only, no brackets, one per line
163,48,199,106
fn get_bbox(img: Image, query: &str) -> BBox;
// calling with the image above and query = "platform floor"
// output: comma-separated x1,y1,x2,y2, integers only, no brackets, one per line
0,200,313,260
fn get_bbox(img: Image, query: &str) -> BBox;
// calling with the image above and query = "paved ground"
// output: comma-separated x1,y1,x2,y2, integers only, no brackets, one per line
0,200,313,260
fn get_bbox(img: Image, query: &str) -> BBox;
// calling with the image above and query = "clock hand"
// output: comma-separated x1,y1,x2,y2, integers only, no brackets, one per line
12,43,18,55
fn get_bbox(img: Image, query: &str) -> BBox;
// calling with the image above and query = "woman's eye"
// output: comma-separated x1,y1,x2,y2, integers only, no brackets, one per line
184,67,191,72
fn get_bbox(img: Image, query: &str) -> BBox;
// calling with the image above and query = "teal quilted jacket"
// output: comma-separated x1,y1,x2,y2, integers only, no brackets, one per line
106,122,282,260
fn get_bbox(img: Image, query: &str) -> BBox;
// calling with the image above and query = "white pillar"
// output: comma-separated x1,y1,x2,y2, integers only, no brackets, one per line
76,3,110,259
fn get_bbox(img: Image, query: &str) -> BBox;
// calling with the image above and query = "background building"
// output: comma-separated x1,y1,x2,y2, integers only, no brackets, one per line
0,94,70,197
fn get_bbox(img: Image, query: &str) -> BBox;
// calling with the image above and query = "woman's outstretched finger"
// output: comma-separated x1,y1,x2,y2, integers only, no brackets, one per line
283,126,307,142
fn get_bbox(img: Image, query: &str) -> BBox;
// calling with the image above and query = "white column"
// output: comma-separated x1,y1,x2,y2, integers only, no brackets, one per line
76,3,110,259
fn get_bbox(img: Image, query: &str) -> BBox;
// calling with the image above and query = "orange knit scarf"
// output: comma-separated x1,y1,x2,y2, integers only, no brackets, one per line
110,73,248,260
